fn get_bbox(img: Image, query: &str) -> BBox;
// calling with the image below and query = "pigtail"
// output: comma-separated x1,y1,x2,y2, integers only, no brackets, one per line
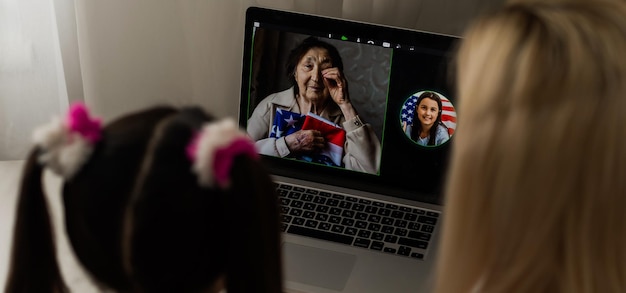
225,156,283,293
5,148,67,293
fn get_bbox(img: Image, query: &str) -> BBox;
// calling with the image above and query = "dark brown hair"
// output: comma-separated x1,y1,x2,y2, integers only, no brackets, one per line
5,106,283,293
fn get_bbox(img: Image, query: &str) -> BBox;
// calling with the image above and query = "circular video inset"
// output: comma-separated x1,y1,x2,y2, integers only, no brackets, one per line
400,90,456,147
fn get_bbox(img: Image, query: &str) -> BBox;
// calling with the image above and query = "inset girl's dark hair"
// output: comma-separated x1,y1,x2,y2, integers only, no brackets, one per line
6,105,282,293
286,36,344,95
411,91,447,145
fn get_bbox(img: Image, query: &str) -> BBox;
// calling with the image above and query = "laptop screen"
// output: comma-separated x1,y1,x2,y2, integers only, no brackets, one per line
239,7,460,205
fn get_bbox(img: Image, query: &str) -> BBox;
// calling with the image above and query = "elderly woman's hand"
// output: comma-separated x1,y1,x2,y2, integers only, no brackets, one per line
287,130,325,153
322,68,350,105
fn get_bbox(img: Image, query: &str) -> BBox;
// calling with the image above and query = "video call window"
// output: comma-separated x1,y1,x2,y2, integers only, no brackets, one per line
245,29,390,176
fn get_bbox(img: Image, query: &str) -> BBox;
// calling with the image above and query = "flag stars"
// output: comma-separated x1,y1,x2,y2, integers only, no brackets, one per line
284,115,300,128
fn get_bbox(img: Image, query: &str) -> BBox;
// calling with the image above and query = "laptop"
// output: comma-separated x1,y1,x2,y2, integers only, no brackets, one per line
238,7,460,293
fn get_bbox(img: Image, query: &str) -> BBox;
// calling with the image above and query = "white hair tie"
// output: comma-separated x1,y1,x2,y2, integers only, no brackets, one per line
32,102,102,179
186,118,258,189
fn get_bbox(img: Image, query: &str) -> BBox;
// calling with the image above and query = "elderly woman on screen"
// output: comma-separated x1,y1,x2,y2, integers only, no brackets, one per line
247,36,380,174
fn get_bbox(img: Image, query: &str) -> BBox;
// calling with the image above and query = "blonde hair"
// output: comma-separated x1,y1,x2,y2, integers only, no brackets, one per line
435,1,626,292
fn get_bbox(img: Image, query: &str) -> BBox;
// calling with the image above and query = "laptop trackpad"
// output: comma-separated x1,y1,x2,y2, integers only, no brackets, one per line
283,242,356,291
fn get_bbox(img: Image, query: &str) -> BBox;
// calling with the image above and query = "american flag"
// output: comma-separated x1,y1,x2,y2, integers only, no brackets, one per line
400,92,457,135
270,109,346,167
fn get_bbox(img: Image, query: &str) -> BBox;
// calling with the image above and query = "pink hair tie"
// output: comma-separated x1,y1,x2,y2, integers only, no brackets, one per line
32,102,102,178
186,118,258,189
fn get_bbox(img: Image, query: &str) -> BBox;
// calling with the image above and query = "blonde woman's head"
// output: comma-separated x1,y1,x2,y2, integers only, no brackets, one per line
436,1,626,292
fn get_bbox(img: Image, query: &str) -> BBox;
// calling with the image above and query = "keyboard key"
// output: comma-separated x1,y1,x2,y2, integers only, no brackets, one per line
365,206,378,214
287,226,354,245
282,215,292,223
339,201,352,209
382,225,394,234
368,215,381,223
355,221,368,229
384,235,398,244
382,217,394,225
329,216,341,224
341,218,355,227
303,203,316,211
330,207,342,215
410,252,424,259
315,214,328,222
290,201,303,208
331,225,345,234
288,191,301,199
289,209,302,217
421,224,434,233
367,223,381,232
370,241,384,251
418,215,437,225
305,220,318,228
346,196,358,202
279,184,292,190
293,187,305,192
359,199,372,204
293,217,305,226
305,189,318,195
354,238,371,248
358,230,371,238
327,199,340,207
319,222,331,231
378,208,391,216
281,206,290,214
399,206,412,212
394,228,408,237
408,222,421,231
373,202,385,207
426,211,440,218
413,209,425,215
385,203,399,210
398,246,411,256
404,213,417,221
313,196,327,204
303,211,315,219
345,227,358,235
301,194,314,201
383,247,397,254
318,191,331,197
332,194,345,200
408,231,431,241
371,232,384,241
315,205,329,213
355,212,368,221
351,203,365,211
341,210,355,218
394,219,408,228
398,237,428,249
391,211,404,219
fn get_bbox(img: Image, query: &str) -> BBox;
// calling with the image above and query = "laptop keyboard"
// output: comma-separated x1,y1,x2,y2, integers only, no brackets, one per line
277,183,439,260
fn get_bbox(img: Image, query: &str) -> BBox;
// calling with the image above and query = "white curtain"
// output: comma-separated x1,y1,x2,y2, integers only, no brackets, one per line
0,0,502,161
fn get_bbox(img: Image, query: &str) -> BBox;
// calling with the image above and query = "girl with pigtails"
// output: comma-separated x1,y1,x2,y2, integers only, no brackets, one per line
5,103,283,293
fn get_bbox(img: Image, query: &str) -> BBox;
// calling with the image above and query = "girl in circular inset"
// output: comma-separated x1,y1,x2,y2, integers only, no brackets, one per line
404,91,450,146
